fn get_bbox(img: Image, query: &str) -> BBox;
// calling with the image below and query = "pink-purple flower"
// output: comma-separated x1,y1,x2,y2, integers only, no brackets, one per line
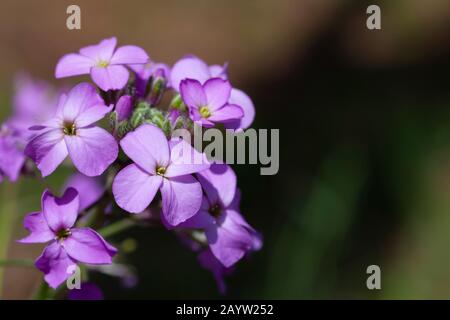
180,78,244,128
171,55,255,130
55,37,149,91
19,188,117,288
25,82,119,177
112,124,210,226
0,124,25,183
181,163,262,267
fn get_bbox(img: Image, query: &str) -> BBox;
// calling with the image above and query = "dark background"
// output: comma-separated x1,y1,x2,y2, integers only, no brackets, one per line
1,0,450,299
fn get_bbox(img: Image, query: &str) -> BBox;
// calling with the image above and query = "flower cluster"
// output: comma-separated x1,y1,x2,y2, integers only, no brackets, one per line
1,37,261,296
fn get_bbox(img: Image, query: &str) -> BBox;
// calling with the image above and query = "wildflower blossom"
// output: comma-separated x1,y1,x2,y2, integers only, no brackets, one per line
171,55,255,130
55,37,149,91
113,124,210,226
0,124,25,183
25,83,118,177
180,78,244,127
19,188,117,288
181,163,261,267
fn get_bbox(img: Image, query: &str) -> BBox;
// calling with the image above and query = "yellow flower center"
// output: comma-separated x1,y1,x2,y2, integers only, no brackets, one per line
63,122,76,136
156,166,166,176
199,106,211,118
97,60,110,68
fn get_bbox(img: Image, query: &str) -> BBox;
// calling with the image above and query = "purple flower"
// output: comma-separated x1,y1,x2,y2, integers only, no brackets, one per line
130,61,171,97
9,74,60,138
181,163,262,267
198,249,234,295
180,78,243,128
115,95,133,122
0,125,26,183
171,56,255,130
25,83,119,177
55,37,149,91
64,173,104,211
112,124,210,226
68,282,103,300
19,188,117,289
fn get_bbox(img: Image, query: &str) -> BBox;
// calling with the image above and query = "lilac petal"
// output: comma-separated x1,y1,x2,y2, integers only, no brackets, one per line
203,78,231,111
42,188,80,232
64,228,117,264
61,83,109,126
180,79,207,109
65,127,118,177
165,138,210,178
55,54,93,78
226,209,262,251
179,204,215,229
79,37,117,61
208,104,244,123
35,241,77,289
197,163,237,208
0,135,25,182
18,211,54,243
209,64,228,79
25,129,68,177
115,95,133,121
225,88,255,130
170,56,211,90
91,65,129,91
119,124,169,175
110,45,149,65
112,164,163,213
68,282,104,300
160,175,203,226
206,212,254,267
64,173,104,211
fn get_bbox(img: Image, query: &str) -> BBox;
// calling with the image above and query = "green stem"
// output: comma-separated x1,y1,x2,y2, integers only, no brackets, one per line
98,219,136,238
0,181,19,298
0,259,34,268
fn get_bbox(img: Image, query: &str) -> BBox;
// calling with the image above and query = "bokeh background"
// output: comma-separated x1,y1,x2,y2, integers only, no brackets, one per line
1,0,450,299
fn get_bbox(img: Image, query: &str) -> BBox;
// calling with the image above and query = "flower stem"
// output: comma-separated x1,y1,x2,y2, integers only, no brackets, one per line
98,219,136,238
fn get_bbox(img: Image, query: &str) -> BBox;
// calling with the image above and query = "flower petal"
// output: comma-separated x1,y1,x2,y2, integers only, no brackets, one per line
91,65,129,91
65,127,118,177
79,37,117,61
180,79,207,109
225,88,255,130
35,241,77,289
55,53,93,78
165,138,210,178
209,63,228,79
64,173,104,211
206,210,254,267
197,163,237,208
160,175,203,226
170,56,211,90
110,45,149,65
42,188,79,232
115,95,133,121
18,211,54,243
119,124,170,175
0,135,25,182
24,128,67,177
61,83,110,126
112,164,163,213
208,104,243,123
64,228,117,264
203,78,231,111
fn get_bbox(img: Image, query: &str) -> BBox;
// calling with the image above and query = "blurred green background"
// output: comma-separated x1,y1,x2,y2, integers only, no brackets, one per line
1,0,450,299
